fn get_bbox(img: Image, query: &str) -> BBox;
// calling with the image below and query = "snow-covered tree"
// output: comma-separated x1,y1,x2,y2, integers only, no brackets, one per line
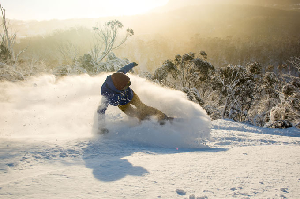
152,50,300,128
153,52,214,89
268,76,300,127
57,40,79,66
213,64,257,121
91,20,134,69
289,56,300,74
53,20,134,75
153,52,219,118
0,4,25,65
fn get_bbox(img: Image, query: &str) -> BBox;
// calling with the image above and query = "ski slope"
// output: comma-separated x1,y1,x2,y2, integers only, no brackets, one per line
0,75,299,198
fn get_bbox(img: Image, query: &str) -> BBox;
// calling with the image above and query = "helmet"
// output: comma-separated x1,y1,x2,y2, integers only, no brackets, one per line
111,72,130,90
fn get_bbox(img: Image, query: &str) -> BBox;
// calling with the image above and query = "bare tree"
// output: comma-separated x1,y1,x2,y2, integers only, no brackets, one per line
58,40,79,65
0,4,25,65
91,20,134,65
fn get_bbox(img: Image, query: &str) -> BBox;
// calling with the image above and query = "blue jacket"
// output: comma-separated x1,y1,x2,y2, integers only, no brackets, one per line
98,63,136,115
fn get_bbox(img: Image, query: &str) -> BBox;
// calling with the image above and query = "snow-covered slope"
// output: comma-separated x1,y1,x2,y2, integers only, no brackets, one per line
0,75,299,198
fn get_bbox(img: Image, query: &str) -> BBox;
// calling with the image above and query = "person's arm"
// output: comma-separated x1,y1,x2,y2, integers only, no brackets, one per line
117,62,138,74
97,97,109,134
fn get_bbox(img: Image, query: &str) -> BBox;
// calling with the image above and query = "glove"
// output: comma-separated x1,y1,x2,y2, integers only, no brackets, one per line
132,62,138,67
98,127,109,134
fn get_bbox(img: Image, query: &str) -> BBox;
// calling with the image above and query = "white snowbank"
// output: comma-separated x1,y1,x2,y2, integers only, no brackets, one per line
0,74,211,148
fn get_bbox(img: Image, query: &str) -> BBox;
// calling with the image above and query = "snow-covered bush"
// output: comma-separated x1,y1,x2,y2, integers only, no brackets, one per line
0,4,27,80
248,97,277,127
289,56,300,74
282,84,297,97
291,77,300,88
153,51,299,128
53,52,130,76
182,87,204,106
246,62,262,75
0,62,24,81
139,71,153,80
203,105,222,120
153,59,178,84
266,120,293,129
265,74,300,127
94,52,130,73
263,72,280,98
53,64,87,76
213,64,257,122
152,52,218,114
153,52,215,89
0,60,54,81
78,54,94,73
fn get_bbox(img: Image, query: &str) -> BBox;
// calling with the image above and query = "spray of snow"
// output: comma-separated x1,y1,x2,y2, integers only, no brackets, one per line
0,74,211,148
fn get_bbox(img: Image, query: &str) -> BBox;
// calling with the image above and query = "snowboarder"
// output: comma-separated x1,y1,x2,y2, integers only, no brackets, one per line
97,62,171,134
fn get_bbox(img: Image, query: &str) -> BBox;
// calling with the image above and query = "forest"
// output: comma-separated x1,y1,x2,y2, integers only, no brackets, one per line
1,2,300,129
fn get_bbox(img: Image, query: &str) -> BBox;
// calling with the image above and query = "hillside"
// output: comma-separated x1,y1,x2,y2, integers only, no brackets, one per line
142,4,300,39
151,0,300,13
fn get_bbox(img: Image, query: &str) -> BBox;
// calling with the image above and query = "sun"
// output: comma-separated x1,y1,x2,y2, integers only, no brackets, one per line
96,0,169,17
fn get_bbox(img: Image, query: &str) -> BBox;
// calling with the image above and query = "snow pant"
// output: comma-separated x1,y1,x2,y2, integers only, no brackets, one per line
118,91,166,121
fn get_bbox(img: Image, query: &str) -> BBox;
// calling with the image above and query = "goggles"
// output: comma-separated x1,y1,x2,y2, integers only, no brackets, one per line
123,81,131,90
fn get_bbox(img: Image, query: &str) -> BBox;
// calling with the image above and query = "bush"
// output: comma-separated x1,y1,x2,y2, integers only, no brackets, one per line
153,51,300,128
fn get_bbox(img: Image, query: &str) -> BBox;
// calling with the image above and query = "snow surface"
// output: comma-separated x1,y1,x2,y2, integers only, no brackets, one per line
0,74,300,199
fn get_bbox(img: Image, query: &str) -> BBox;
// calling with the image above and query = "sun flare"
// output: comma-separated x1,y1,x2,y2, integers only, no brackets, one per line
1,0,169,21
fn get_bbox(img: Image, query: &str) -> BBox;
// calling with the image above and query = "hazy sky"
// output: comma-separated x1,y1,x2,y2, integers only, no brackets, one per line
1,0,169,21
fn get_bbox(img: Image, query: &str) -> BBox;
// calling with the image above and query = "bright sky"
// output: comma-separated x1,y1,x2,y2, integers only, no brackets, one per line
1,0,169,21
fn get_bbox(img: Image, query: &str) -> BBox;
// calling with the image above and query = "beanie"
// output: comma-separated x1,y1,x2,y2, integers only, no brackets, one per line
111,72,130,90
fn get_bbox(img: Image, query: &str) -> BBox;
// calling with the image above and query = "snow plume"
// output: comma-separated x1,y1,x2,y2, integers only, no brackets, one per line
102,75,211,148
0,74,102,140
0,74,211,148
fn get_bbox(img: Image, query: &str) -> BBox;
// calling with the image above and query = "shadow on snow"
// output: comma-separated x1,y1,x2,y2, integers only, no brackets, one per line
82,136,227,182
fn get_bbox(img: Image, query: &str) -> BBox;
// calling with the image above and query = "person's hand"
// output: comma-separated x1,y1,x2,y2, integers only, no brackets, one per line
132,62,138,67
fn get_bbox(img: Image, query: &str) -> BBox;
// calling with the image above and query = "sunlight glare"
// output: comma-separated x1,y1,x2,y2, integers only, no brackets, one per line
102,0,169,17
1,0,169,21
